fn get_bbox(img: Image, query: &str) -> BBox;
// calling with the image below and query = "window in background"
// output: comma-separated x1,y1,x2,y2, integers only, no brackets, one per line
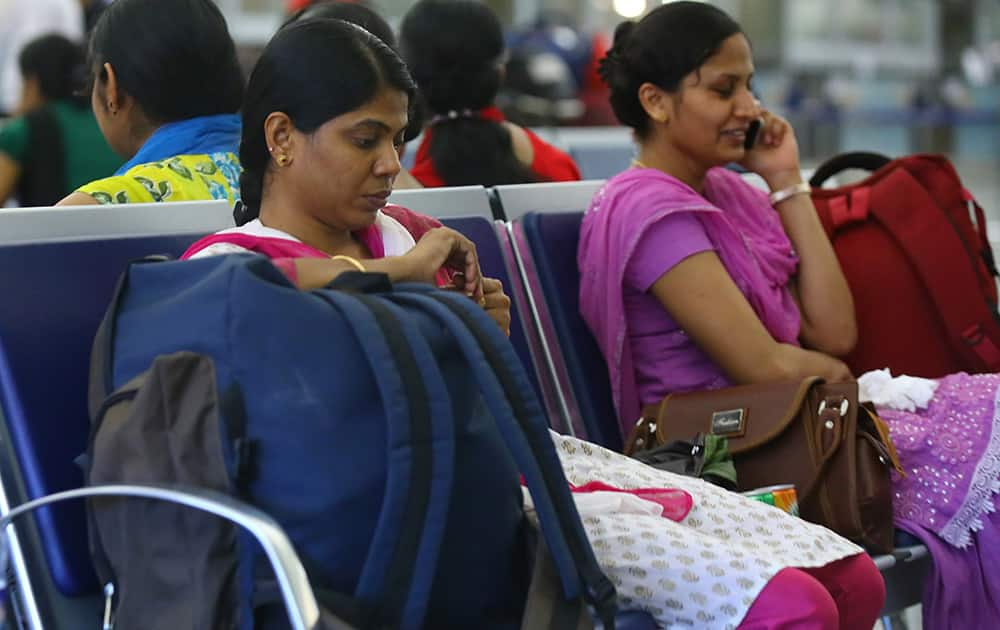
784,0,939,74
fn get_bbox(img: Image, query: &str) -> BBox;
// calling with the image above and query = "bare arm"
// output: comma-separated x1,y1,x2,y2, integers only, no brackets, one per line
0,152,19,204
293,226,484,301
742,114,856,355
56,191,101,206
648,249,852,384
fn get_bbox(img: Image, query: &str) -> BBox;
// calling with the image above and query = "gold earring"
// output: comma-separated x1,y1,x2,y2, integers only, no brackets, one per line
276,154,290,167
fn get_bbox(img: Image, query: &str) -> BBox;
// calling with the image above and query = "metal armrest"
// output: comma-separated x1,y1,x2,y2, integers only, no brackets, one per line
893,544,929,563
871,553,897,571
871,543,931,572
0,484,340,630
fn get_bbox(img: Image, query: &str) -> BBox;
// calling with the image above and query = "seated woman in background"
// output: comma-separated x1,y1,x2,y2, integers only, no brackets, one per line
281,0,424,190
0,34,120,206
399,0,580,187
185,17,884,630
58,0,244,206
579,2,1000,627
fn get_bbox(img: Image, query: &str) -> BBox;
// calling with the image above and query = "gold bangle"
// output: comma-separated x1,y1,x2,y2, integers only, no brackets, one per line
330,255,366,272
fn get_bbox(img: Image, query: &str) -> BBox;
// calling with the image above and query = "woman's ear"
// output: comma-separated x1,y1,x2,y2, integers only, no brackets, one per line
102,62,122,114
638,82,671,125
263,112,296,167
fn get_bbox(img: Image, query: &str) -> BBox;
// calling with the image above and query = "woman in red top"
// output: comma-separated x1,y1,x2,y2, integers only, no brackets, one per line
399,0,580,187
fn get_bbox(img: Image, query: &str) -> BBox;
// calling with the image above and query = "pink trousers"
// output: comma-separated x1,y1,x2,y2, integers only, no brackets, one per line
738,553,886,630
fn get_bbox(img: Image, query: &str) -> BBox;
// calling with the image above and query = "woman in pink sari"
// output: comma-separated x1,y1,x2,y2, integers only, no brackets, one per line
580,2,1000,628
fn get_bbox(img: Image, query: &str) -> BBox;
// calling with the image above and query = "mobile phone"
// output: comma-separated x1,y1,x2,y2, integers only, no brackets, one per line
744,119,762,150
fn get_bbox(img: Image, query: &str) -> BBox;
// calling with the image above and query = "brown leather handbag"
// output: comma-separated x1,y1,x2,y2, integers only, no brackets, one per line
625,377,903,553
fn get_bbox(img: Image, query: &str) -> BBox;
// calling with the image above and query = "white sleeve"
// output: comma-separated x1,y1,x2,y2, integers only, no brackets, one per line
187,242,253,259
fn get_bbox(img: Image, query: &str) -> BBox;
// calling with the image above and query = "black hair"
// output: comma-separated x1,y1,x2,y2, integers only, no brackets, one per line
88,0,244,123
599,1,743,139
283,1,396,48
281,1,424,141
18,34,87,105
400,0,536,186
236,18,417,225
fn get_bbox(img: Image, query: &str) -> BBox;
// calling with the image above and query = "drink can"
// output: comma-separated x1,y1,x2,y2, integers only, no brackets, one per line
742,484,798,516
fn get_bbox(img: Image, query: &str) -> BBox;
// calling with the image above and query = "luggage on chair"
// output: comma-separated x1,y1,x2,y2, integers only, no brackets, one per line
85,254,617,630
809,152,1000,377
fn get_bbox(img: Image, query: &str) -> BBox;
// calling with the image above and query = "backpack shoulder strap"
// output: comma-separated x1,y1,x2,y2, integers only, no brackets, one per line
312,283,455,630
388,287,617,628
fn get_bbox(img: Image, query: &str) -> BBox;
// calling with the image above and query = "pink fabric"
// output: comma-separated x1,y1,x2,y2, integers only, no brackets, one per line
181,205,454,286
578,167,800,432
568,480,693,522
270,258,298,284
182,233,331,260
738,554,884,630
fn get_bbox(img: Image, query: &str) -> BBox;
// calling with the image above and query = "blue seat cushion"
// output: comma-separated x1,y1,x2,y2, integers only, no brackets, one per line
521,212,623,451
0,234,205,595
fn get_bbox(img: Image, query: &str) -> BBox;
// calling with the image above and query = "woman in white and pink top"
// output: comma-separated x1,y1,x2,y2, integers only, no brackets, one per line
181,17,512,334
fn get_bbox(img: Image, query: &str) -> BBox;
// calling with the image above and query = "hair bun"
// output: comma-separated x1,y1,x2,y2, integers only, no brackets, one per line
612,20,636,48
599,21,636,87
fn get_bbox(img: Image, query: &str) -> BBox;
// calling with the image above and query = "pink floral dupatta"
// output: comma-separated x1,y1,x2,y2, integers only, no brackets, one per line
578,167,801,435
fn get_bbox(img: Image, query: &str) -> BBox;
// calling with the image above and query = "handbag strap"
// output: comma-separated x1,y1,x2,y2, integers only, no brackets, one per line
797,403,847,501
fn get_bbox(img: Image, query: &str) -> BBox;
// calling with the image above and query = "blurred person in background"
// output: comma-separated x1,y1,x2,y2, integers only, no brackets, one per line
399,0,580,187
282,0,423,189
503,14,615,127
58,0,244,206
0,34,120,206
0,0,83,116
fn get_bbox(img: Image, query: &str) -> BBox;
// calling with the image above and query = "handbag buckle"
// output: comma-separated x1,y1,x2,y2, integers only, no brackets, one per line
818,398,849,417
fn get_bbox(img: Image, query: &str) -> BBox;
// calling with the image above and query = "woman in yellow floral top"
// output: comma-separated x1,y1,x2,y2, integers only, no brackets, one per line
58,0,244,206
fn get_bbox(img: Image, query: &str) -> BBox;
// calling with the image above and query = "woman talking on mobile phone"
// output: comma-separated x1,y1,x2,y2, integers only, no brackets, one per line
579,3,1000,628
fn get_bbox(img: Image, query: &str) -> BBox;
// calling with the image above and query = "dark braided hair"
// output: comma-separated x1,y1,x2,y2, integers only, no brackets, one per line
400,0,536,186
234,18,417,225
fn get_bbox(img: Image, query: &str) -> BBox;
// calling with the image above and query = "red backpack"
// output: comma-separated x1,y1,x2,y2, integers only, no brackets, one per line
809,152,1000,378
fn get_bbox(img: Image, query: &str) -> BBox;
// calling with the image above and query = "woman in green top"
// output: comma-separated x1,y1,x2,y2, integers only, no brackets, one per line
0,34,122,207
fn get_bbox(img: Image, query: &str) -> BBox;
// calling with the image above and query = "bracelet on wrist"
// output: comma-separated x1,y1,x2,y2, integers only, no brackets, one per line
768,181,812,206
330,255,366,272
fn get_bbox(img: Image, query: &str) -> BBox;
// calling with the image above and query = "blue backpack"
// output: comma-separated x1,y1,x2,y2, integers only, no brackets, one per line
85,254,617,629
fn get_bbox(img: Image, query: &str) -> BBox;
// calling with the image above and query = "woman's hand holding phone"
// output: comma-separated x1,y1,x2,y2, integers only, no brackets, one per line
738,109,804,190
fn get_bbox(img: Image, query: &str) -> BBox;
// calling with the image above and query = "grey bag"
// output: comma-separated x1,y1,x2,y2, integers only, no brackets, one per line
86,352,241,630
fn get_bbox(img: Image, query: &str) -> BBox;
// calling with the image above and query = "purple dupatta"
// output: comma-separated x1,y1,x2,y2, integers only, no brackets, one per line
578,167,800,436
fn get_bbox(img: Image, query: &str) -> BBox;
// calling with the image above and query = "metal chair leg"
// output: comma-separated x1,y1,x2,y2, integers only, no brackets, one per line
881,612,909,630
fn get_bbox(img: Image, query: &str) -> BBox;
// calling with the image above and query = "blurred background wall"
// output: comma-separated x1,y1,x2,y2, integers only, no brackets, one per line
203,1,1000,208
